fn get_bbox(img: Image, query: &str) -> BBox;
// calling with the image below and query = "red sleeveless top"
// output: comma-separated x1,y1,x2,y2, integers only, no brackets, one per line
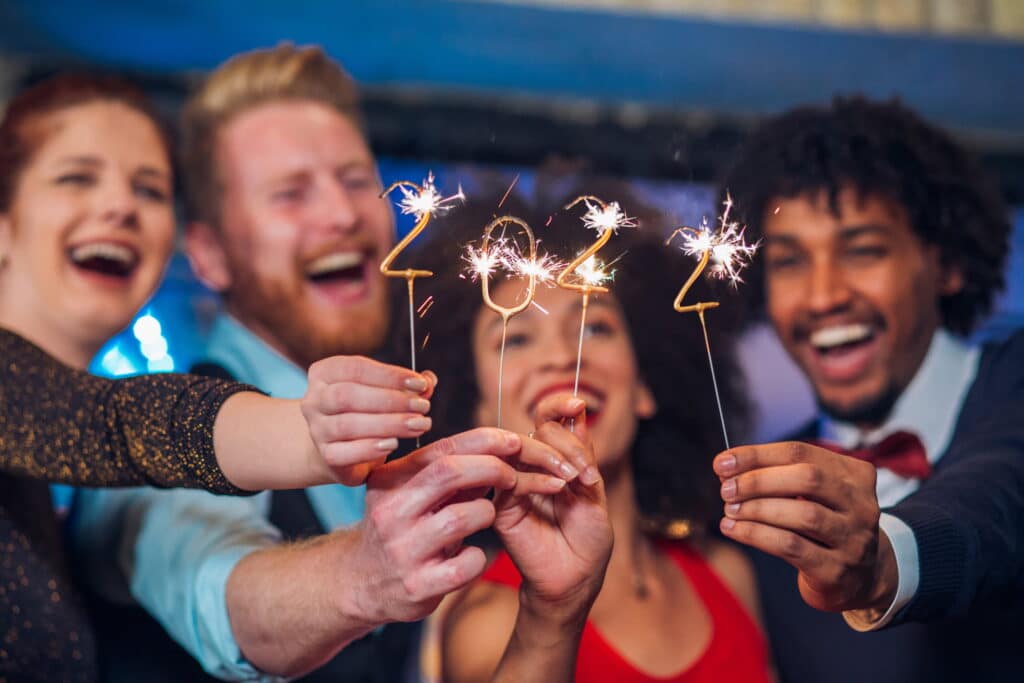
479,541,771,683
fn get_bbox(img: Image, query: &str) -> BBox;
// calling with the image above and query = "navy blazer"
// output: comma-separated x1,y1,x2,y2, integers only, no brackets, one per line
752,330,1024,683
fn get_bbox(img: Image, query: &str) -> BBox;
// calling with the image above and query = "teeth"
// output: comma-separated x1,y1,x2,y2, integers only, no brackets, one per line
306,252,364,276
810,324,873,350
69,242,136,266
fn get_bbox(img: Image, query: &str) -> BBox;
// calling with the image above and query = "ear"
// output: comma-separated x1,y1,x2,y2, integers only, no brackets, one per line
938,263,965,298
0,213,12,267
635,381,657,420
184,221,232,293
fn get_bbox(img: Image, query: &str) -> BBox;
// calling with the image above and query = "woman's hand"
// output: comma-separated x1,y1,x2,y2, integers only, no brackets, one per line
493,394,613,620
301,355,437,485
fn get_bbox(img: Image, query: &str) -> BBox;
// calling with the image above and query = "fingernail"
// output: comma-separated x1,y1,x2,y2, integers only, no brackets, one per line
409,397,430,413
717,454,737,475
725,502,741,516
721,517,736,531
721,478,737,501
558,461,580,480
568,397,585,411
376,438,398,451
405,416,431,432
580,465,601,486
404,377,428,392
548,477,567,491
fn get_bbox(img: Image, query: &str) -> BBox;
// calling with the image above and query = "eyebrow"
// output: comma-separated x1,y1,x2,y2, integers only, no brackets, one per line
837,224,890,240
56,156,169,180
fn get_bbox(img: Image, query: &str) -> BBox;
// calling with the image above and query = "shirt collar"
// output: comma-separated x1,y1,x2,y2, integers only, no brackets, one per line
205,314,308,399
820,329,980,463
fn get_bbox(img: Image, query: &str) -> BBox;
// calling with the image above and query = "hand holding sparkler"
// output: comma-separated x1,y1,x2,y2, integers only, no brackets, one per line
667,194,759,448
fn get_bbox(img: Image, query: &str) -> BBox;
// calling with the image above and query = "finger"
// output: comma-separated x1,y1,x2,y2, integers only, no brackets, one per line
420,370,439,400
713,441,841,478
321,439,396,471
411,428,521,466
534,393,586,426
724,497,845,547
720,463,841,508
407,499,497,562
319,413,432,441
309,355,430,391
511,472,568,497
406,545,487,602
318,382,431,415
720,517,831,574
533,422,599,486
518,434,581,481
399,454,518,519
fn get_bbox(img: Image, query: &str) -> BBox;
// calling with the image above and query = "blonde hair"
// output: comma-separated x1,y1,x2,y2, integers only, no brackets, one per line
180,43,362,226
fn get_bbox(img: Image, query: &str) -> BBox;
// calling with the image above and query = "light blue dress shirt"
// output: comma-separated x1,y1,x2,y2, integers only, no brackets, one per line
72,314,366,681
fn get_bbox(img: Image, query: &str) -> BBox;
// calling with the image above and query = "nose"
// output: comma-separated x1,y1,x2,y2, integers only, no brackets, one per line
316,178,359,235
541,321,584,374
806,256,852,316
98,175,139,229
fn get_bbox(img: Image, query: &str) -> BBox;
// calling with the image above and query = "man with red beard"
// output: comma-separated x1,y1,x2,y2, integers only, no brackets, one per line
70,45,594,682
714,97,1024,682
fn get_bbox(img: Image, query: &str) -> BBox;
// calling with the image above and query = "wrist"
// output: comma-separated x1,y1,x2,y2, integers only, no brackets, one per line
866,527,899,612
326,526,381,637
517,583,595,634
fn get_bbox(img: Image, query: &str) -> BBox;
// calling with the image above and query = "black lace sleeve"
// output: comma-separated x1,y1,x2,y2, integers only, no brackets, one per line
0,328,260,494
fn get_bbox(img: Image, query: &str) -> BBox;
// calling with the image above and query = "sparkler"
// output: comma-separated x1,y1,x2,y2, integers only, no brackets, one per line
557,196,634,427
380,173,463,445
380,173,464,372
666,194,759,448
464,216,541,427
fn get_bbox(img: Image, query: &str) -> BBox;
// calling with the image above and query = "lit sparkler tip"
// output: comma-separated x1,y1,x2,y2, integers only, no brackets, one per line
391,173,465,220
581,199,636,236
669,199,760,286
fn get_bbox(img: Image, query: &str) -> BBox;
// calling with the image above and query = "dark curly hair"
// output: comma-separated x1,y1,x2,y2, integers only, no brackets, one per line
720,95,1010,335
384,178,750,536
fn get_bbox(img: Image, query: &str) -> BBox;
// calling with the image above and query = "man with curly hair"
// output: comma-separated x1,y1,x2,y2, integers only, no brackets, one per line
712,97,1023,682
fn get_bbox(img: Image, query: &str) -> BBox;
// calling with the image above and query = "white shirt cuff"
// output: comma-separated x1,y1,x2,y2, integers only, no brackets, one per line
843,512,919,632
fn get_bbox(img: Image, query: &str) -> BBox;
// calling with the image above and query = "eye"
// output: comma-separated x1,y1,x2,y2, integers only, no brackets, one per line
504,331,531,349
271,186,306,203
133,182,169,203
846,245,888,261
582,320,614,340
342,173,379,194
55,172,95,187
765,253,802,272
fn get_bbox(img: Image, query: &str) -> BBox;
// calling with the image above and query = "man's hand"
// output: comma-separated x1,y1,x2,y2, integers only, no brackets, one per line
713,441,898,613
302,355,438,485
339,427,575,627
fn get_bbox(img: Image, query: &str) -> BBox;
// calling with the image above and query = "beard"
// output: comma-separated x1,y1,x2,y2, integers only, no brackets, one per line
224,260,390,370
816,382,902,426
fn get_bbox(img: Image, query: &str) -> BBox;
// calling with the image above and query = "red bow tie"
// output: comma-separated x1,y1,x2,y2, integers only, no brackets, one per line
813,431,932,480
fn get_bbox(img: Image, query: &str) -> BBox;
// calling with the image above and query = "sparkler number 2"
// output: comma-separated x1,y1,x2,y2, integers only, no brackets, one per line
379,179,435,299
666,226,720,315
557,195,615,297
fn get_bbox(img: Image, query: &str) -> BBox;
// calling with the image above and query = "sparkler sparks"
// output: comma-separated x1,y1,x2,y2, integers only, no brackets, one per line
579,199,636,236
394,172,465,220
666,195,759,287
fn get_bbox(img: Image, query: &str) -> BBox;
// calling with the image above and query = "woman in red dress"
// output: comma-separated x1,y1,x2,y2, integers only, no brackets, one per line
403,184,775,683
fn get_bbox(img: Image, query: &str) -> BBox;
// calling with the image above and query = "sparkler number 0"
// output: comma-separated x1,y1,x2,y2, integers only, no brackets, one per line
667,226,720,315
480,216,538,320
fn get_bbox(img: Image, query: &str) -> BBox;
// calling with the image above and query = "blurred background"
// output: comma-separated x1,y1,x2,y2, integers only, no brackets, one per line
2,0,1021,439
